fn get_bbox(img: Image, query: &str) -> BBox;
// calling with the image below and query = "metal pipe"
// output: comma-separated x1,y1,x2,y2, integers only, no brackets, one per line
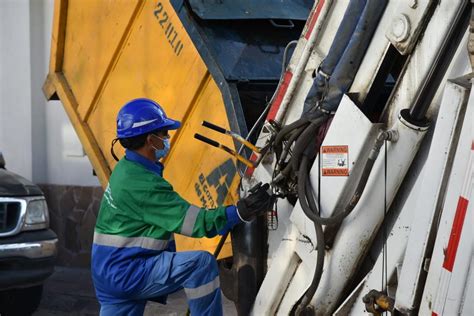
409,2,469,121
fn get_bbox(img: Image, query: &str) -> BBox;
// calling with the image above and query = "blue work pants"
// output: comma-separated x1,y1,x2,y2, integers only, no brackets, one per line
99,250,223,316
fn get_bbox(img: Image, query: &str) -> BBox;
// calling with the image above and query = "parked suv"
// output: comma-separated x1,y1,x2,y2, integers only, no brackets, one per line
0,152,57,315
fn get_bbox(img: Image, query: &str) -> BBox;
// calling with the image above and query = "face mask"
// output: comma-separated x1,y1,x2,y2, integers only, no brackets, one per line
153,136,170,160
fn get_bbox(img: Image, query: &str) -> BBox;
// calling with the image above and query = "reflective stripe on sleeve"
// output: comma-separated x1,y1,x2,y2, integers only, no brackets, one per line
184,276,220,300
180,205,200,236
93,232,169,251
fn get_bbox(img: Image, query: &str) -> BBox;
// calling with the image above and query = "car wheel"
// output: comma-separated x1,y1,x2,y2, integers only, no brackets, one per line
0,285,43,316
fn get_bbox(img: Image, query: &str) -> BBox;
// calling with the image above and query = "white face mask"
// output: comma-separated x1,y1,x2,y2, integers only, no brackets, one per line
152,135,170,160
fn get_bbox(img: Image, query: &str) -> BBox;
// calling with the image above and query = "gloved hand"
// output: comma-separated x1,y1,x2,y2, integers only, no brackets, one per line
236,183,273,222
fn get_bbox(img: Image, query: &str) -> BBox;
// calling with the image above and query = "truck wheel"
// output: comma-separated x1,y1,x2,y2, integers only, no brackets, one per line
0,285,43,316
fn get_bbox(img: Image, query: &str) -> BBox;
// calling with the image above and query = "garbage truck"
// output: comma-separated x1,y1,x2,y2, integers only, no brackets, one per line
44,0,473,315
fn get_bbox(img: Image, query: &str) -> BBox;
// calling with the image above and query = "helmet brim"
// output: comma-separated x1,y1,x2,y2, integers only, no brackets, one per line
161,118,181,130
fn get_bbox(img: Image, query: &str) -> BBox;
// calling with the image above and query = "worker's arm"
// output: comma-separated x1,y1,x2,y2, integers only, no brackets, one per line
141,177,241,238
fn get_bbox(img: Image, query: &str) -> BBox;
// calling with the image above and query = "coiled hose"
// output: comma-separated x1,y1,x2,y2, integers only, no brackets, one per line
272,107,393,314
273,112,328,315
292,130,394,315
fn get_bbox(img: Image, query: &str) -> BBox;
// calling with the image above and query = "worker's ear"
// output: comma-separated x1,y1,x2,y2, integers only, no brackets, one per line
147,133,163,149
146,134,155,147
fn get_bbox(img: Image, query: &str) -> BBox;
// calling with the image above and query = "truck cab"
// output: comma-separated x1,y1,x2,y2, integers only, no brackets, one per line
0,152,58,316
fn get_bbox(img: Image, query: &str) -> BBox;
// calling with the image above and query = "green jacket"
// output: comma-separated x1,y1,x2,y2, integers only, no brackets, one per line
95,155,237,243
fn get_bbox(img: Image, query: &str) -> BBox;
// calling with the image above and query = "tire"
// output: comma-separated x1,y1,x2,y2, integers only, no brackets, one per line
0,285,43,316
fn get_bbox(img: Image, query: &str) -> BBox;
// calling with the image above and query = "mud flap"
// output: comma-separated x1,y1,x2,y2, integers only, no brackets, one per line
219,216,267,315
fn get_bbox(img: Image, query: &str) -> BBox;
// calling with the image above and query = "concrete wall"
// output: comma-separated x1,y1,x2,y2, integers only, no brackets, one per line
0,0,101,266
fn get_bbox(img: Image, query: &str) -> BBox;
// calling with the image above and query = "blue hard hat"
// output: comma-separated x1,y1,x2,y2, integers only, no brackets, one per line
116,98,181,138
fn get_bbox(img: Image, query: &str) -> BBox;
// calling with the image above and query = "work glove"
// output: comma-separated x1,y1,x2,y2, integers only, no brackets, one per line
236,183,273,222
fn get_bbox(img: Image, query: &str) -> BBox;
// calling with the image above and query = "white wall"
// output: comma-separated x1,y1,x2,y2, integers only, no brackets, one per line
45,100,100,186
0,0,33,180
0,0,99,187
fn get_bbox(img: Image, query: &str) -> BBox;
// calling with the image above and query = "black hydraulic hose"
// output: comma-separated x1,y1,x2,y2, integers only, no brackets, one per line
297,157,317,222
296,222,325,314
274,118,310,159
275,110,327,163
281,162,293,178
291,117,326,172
293,132,391,314
409,1,470,121
291,124,317,171
299,131,388,226
275,118,310,145
278,125,307,166
294,157,325,316
272,162,294,185
305,176,318,216
298,158,321,224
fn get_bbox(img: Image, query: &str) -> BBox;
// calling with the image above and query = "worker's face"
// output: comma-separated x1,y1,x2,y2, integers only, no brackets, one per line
148,130,170,150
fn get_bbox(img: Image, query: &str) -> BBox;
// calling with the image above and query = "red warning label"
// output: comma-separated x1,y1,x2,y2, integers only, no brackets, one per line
321,145,349,176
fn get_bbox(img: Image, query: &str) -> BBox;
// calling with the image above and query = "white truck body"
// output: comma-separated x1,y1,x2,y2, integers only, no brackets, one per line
245,0,474,314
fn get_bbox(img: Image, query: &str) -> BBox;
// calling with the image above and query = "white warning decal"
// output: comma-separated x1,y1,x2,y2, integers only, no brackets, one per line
321,145,349,176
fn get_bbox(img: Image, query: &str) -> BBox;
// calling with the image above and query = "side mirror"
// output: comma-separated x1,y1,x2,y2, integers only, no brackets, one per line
0,152,5,169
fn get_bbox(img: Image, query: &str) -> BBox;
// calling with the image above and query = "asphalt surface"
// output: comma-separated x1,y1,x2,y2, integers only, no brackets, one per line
34,267,237,316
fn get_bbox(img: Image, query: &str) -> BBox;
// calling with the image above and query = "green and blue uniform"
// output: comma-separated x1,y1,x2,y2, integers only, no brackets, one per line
92,150,240,315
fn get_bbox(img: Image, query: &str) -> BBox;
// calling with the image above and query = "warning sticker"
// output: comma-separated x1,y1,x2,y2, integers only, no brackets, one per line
321,145,349,176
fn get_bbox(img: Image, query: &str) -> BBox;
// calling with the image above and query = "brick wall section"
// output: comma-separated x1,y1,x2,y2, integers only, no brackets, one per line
39,185,103,268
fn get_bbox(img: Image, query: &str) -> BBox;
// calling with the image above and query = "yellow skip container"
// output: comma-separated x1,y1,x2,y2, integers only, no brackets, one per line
43,0,310,261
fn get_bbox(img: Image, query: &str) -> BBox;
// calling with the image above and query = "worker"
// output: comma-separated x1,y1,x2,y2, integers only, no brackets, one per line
91,98,272,316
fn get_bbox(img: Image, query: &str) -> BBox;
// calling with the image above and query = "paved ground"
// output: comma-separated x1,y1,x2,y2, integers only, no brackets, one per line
34,267,237,316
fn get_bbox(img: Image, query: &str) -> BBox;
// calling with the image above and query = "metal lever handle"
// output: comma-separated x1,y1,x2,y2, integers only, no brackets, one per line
194,133,219,147
202,120,227,134
194,133,255,168
201,121,261,153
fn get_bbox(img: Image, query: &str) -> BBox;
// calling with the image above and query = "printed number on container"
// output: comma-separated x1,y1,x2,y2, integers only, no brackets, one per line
153,2,184,56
